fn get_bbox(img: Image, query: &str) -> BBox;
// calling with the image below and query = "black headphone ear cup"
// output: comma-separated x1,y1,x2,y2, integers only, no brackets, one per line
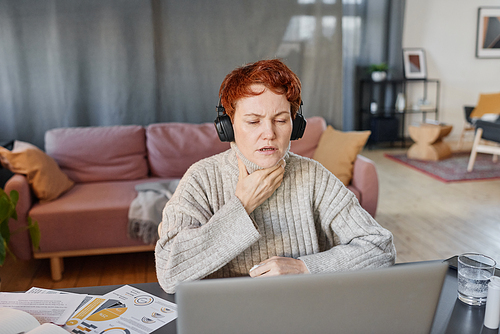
214,113,234,142
291,113,306,140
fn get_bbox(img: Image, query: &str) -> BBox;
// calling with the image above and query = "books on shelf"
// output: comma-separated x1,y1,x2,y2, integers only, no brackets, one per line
0,285,177,334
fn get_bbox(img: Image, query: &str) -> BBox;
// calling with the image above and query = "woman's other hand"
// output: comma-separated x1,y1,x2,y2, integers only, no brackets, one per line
235,157,285,214
249,256,309,277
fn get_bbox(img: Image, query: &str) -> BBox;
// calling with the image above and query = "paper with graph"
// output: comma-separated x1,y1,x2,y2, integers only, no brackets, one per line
63,285,177,334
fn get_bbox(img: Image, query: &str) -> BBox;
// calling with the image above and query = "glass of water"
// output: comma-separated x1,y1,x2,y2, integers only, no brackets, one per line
457,253,496,306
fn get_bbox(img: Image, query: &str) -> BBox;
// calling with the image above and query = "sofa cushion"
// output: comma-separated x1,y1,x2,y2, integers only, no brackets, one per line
313,126,371,185
147,122,230,178
470,92,500,118
290,117,327,158
29,178,165,252
45,125,148,183
0,141,74,202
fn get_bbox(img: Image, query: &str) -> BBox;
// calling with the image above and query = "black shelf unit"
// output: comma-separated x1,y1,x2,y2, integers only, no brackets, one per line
357,78,440,147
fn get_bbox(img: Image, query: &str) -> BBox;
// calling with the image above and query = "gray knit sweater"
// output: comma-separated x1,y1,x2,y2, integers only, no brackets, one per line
155,147,396,293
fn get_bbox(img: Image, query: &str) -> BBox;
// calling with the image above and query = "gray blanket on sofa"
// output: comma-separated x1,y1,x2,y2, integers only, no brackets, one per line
128,180,180,244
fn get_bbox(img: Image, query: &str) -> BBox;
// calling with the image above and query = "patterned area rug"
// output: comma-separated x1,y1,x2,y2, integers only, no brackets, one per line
384,152,500,183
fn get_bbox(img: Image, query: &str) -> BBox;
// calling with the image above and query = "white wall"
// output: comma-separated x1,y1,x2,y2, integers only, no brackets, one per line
403,0,500,141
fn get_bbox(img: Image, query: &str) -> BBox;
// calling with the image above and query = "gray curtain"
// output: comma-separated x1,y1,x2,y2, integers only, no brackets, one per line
0,0,157,147
342,0,405,130
0,0,342,148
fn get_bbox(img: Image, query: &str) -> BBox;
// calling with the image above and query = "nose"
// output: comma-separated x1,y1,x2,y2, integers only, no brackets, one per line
261,120,276,140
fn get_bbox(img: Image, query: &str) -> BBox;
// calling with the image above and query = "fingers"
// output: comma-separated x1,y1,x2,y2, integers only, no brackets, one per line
249,257,309,277
278,158,286,169
249,263,268,277
268,162,285,181
237,157,249,180
254,159,285,186
235,158,286,214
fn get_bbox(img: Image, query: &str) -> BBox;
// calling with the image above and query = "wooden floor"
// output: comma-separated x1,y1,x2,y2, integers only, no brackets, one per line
0,252,158,292
362,147,500,264
1,146,500,292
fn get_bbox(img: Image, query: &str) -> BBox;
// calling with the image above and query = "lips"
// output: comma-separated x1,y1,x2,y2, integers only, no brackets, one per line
258,146,277,152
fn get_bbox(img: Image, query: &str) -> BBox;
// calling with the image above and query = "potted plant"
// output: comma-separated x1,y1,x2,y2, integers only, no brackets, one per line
368,63,389,82
0,188,40,267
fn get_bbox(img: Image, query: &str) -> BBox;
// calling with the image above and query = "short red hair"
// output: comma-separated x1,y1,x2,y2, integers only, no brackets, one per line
219,59,302,120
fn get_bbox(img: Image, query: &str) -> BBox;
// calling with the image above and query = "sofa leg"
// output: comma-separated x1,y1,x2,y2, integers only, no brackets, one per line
50,257,64,281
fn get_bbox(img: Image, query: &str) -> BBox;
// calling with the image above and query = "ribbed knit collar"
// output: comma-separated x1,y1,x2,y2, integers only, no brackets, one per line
230,142,290,174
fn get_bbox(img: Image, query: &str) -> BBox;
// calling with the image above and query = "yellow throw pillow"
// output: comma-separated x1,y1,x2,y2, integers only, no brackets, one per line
313,126,371,185
0,141,74,203
470,92,500,118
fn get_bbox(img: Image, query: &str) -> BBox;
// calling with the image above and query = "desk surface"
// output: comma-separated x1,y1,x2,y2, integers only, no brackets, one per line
61,262,499,334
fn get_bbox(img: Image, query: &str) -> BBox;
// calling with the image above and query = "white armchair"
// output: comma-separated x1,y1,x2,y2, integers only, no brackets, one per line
467,119,500,172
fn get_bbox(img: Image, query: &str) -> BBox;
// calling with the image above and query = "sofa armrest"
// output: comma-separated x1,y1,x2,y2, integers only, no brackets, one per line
351,155,379,218
4,174,34,260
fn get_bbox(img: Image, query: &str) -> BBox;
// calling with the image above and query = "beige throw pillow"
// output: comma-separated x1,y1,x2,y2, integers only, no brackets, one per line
0,141,74,203
313,126,371,185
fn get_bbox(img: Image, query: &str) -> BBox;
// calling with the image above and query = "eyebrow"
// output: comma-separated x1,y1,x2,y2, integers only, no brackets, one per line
243,111,291,117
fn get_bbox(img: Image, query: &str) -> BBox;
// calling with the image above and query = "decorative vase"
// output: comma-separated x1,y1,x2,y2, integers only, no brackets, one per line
371,71,387,82
395,93,406,112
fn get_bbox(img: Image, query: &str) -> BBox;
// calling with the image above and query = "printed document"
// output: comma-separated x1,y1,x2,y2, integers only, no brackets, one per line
63,285,177,334
0,292,86,325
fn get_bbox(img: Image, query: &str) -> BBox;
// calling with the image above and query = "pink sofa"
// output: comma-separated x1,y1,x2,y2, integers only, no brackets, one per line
5,117,378,280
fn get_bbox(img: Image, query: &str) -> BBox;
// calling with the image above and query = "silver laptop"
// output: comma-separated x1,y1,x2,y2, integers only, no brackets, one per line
176,262,448,334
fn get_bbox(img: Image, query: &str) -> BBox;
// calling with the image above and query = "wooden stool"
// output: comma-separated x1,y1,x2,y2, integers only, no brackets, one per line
407,124,453,161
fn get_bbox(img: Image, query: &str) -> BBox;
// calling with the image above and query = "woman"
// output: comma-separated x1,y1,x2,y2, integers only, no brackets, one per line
155,59,395,293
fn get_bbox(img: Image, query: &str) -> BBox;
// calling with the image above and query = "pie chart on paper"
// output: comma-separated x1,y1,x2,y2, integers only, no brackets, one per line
100,328,131,334
87,307,128,321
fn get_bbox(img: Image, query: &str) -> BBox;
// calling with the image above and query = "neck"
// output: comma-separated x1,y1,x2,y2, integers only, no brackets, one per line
230,142,290,174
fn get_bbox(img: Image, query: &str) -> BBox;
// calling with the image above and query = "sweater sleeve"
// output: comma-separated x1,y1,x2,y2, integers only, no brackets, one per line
298,165,396,273
155,169,261,294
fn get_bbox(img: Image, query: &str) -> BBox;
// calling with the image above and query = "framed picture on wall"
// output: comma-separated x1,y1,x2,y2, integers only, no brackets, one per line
476,7,500,58
402,48,427,79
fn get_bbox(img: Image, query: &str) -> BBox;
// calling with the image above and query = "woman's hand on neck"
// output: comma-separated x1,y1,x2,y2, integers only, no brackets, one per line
234,156,285,215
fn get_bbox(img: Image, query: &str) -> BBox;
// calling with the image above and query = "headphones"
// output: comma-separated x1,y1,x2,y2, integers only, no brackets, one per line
214,99,307,142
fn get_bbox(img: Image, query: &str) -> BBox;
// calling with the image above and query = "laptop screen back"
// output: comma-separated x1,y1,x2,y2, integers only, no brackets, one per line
176,262,448,334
